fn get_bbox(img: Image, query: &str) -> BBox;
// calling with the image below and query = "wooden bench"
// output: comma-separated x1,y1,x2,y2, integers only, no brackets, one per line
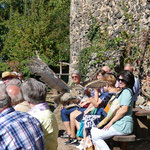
112,134,136,150
133,107,150,116
111,108,150,150
133,107,150,138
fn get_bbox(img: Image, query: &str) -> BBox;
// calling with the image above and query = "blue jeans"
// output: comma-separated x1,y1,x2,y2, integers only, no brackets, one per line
75,107,87,122
61,107,77,122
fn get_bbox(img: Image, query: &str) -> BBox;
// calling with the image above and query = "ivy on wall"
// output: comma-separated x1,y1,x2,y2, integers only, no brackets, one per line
78,2,150,81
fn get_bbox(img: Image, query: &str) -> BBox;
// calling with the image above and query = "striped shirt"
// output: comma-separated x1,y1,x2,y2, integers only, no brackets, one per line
0,107,45,150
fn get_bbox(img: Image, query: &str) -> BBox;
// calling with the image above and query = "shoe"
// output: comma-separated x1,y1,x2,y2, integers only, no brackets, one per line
71,139,80,146
76,141,84,150
71,138,78,144
60,132,70,138
71,141,80,147
65,137,76,145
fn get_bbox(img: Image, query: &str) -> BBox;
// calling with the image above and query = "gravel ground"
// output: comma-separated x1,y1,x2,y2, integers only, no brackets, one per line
54,107,78,150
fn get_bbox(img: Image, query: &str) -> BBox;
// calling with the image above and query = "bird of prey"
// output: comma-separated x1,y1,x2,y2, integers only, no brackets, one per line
28,56,108,107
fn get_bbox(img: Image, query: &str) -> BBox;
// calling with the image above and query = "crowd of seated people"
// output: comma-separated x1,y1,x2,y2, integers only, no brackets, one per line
0,72,58,150
60,64,140,150
0,63,139,150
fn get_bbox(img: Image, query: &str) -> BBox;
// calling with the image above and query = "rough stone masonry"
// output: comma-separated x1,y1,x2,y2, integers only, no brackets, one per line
69,0,150,99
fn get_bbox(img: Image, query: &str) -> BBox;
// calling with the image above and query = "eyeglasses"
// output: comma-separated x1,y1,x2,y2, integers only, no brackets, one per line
118,78,126,83
72,76,78,79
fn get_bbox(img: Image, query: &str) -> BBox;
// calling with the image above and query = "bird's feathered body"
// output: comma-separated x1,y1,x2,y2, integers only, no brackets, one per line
28,57,70,93
28,56,108,107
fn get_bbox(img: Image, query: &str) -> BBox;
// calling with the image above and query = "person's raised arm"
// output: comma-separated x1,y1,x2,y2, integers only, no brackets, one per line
84,103,95,115
90,89,102,108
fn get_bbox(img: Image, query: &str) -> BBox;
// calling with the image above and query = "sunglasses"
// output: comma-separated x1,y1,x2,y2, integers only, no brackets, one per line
118,78,127,83
72,76,78,79
2,76,14,81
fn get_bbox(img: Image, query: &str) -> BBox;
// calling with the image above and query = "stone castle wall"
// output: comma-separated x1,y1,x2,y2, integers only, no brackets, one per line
69,0,150,99
70,0,149,73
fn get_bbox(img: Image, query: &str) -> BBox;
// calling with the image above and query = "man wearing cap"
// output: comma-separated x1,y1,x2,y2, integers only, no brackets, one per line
2,71,17,85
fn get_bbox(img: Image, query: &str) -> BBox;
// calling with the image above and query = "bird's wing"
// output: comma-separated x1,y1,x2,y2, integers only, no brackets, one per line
84,80,108,89
28,57,70,93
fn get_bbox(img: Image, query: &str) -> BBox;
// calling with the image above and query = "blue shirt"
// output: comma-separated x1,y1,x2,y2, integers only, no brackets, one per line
0,107,45,150
133,76,140,101
100,88,114,106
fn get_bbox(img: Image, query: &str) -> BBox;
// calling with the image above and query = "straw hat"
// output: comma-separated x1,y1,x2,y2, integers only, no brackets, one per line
2,71,17,79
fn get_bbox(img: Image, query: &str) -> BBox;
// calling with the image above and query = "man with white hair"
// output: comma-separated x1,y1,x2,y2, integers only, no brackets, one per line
71,70,81,85
21,78,58,150
60,70,83,139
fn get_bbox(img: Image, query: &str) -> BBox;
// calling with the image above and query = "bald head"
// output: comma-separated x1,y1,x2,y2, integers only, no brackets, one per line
124,64,133,73
102,66,111,73
6,85,20,95
6,85,23,105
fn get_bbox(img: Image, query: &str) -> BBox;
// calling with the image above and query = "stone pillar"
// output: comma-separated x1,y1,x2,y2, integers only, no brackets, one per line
69,0,91,82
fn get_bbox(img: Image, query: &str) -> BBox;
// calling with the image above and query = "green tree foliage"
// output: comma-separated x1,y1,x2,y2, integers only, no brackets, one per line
0,0,70,76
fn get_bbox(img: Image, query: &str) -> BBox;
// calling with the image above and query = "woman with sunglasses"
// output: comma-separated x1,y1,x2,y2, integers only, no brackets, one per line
91,70,135,150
